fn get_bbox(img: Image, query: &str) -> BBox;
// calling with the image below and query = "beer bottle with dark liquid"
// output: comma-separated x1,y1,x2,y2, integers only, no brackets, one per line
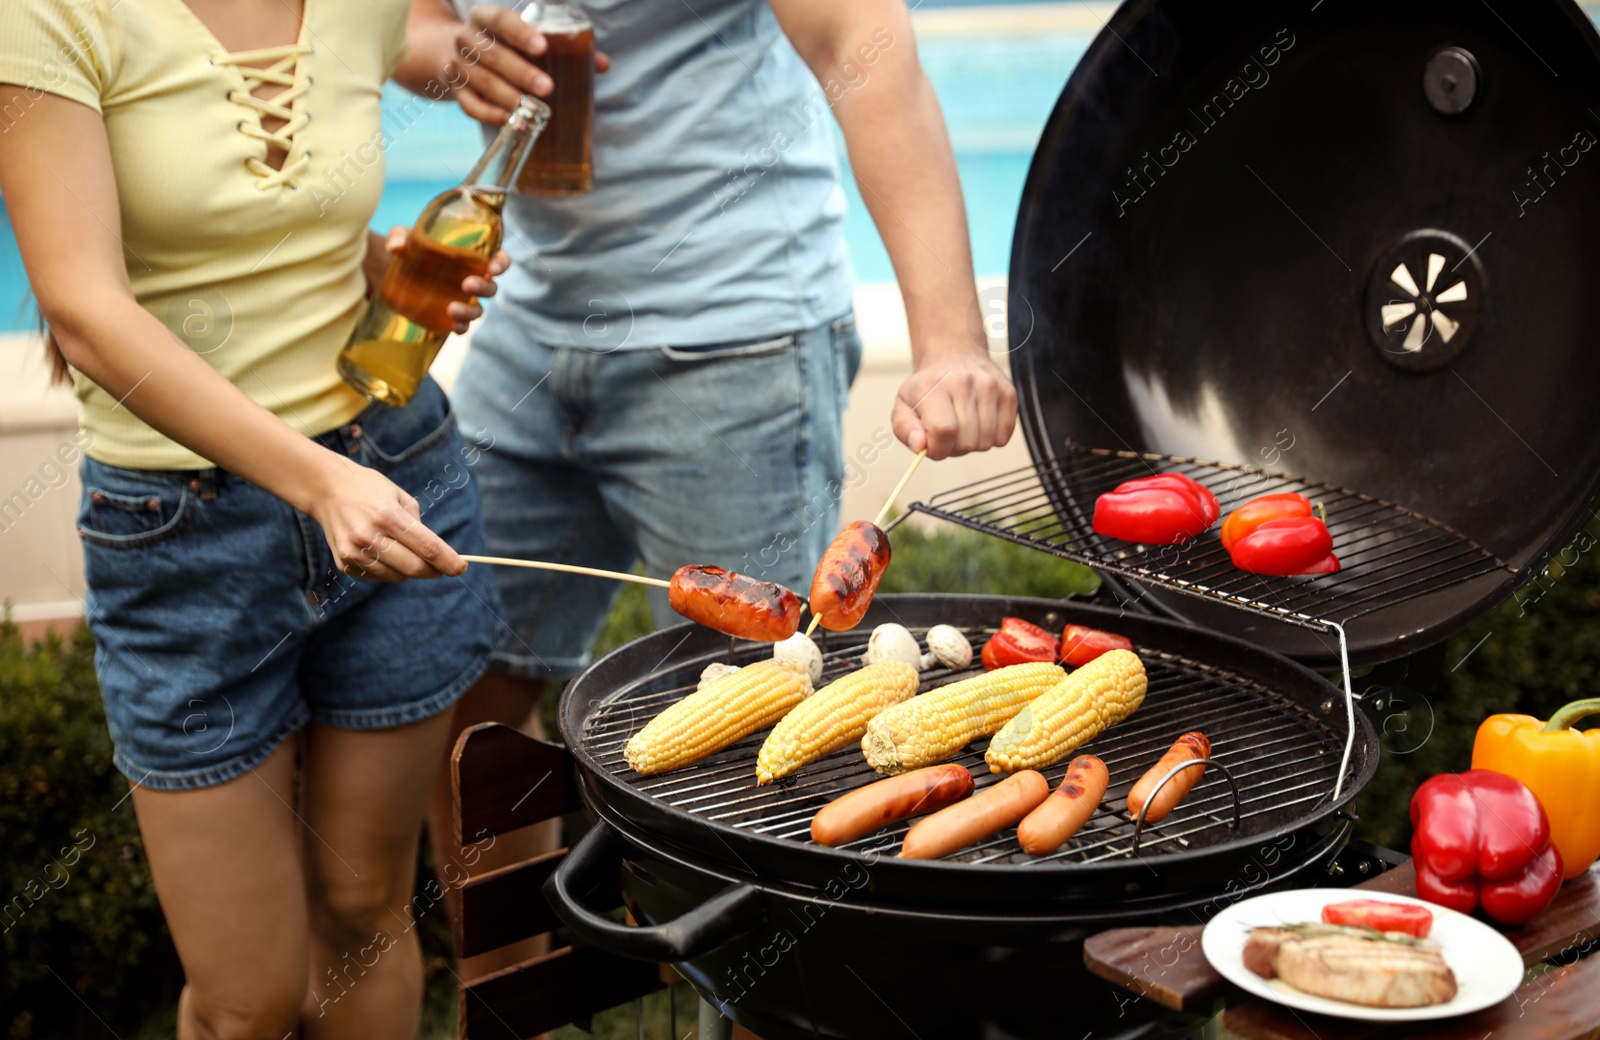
338,96,550,407
518,0,594,196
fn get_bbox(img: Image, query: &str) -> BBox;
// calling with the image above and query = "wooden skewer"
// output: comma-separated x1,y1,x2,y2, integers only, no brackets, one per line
872,448,928,529
460,555,671,589
804,448,930,637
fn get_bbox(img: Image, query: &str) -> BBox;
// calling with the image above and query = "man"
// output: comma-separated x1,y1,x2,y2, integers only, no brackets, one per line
396,0,1015,973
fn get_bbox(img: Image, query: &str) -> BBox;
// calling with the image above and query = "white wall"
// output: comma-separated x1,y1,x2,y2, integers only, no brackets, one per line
0,335,86,623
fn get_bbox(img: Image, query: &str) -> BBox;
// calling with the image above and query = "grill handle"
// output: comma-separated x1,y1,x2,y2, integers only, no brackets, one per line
544,821,763,962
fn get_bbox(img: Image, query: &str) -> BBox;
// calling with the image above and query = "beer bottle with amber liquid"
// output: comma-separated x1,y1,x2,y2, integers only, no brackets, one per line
338,96,550,406
518,0,594,195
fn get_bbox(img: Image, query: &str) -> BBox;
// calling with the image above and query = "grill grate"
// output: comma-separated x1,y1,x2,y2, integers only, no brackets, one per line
905,444,1518,634
582,625,1348,866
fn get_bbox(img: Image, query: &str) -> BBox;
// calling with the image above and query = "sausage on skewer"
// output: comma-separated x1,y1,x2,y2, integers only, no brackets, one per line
809,521,892,632
668,565,801,642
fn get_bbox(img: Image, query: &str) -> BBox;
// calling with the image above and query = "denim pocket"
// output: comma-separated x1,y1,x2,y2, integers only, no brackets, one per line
829,312,863,404
358,381,459,471
78,481,192,549
658,333,798,363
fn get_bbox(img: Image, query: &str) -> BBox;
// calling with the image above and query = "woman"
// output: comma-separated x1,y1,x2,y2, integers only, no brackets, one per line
0,0,504,1035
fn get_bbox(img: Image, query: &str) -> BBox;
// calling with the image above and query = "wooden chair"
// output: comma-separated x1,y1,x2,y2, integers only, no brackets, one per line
450,722,674,1037
1084,861,1600,1040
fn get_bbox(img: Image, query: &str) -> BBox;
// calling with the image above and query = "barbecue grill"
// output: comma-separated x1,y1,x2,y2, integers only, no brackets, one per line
537,1,1600,1037
549,597,1374,1039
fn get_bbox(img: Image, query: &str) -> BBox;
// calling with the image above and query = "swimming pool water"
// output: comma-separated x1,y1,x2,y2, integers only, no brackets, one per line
0,23,1093,331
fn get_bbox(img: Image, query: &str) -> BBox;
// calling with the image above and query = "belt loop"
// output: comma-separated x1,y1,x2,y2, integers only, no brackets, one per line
186,470,218,500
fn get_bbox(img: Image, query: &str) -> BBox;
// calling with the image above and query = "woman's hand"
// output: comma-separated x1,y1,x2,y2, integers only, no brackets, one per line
309,458,466,582
382,226,511,334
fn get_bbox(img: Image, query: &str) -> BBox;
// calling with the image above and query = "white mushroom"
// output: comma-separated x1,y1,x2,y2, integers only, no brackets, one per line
921,624,973,671
696,662,742,690
862,623,922,669
773,632,824,687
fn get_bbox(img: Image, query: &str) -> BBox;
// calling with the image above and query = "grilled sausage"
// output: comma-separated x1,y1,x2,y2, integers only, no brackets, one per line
1016,754,1109,855
668,566,801,642
1126,732,1211,825
809,521,891,631
810,764,975,846
900,770,1050,860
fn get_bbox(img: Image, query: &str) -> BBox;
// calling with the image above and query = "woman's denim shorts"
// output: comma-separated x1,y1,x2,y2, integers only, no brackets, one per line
77,379,501,792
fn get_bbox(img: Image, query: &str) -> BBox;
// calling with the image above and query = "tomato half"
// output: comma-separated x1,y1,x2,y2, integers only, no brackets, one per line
1060,624,1133,667
981,617,1060,669
1320,899,1434,938
1220,493,1313,552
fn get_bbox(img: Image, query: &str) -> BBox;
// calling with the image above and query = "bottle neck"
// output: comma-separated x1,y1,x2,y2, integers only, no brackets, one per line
463,97,551,194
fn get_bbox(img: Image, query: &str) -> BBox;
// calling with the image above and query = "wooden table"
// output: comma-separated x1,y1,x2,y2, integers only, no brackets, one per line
1083,863,1600,1040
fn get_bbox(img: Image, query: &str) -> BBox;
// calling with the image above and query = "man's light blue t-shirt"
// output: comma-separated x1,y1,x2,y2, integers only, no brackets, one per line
460,0,857,351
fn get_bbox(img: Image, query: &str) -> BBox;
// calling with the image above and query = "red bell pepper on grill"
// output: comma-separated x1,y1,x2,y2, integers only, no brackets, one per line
1229,517,1337,576
1222,493,1339,576
1060,624,1134,667
981,617,1061,670
1410,770,1564,926
1220,493,1312,551
1117,474,1220,526
1092,473,1217,545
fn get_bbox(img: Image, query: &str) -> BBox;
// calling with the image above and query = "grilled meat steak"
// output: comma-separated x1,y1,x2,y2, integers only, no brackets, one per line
1243,926,1458,1008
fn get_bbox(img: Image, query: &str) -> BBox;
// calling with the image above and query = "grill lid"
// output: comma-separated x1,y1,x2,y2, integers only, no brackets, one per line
1007,0,1600,665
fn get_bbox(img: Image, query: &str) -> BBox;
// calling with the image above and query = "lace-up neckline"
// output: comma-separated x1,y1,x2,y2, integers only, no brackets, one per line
215,42,312,191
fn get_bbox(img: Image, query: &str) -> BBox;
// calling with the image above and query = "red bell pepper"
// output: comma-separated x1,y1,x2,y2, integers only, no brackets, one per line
1220,493,1312,551
1410,770,1563,926
1113,474,1220,526
1093,474,1216,545
1229,517,1335,576
1221,493,1339,576
1320,899,1434,938
1481,846,1564,925
1301,553,1342,574
981,617,1060,670
1060,624,1133,667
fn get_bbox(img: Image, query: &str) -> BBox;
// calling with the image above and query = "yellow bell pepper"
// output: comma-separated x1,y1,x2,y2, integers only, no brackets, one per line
1473,698,1600,880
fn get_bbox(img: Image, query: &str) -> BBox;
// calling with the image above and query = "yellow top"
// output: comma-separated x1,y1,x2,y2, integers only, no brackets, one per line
0,0,408,469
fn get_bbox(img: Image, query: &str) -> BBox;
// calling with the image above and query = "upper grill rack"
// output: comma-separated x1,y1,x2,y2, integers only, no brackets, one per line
582,625,1347,867
905,443,1518,634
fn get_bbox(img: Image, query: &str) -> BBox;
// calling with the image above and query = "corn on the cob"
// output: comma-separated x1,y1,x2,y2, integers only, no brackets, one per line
861,662,1065,775
624,660,809,775
756,661,920,784
984,649,1146,774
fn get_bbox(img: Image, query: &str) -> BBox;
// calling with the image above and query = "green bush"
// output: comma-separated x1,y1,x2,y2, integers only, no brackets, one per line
0,621,181,1037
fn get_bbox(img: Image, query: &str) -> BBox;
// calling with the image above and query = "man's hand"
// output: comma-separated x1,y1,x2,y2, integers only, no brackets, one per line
892,346,1017,459
399,1,609,125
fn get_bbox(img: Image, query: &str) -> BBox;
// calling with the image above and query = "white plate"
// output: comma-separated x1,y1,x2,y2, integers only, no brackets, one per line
1202,888,1524,1021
